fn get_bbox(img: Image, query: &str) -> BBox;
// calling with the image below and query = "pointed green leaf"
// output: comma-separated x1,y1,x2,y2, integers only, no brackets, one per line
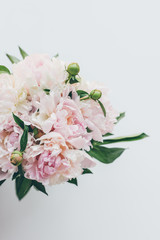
18,46,28,59
98,100,106,117
82,168,93,174
76,90,89,98
86,127,93,133
0,179,6,186
87,145,125,164
16,176,32,200
32,180,48,196
68,91,73,98
69,76,79,84
12,171,20,180
6,54,20,64
116,112,125,123
43,89,50,95
12,113,32,133
68,178,78,186
94,133,148,145
20,125,29,152
103,133,113,137
12,113,25,129
0,65,10,74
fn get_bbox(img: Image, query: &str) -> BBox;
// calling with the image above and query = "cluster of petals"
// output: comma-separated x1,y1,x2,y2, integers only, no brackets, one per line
0,54,118,185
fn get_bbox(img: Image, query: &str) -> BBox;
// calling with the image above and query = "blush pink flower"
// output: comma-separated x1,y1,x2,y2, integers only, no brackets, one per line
28,91,92,150
23,132,95,185
79,98,118,142
73,82,118,142
0,130,19,180
0,121,35,181
54,98,92,151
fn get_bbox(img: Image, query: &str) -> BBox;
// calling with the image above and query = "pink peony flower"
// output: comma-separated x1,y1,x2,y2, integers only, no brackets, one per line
28,89,92,150
0,130,19,180
54,98,92,151
79,98,118,141
23,132,95,185
0,121,35,181
73,82,118,142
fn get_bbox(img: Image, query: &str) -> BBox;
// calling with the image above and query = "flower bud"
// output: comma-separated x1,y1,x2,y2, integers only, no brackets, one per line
90,89,102,100
67,63,80,76
10,151,23,166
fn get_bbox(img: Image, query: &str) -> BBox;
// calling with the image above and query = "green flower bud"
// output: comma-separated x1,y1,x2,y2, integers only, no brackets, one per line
90,89,102,100
67,63,80,76
10,151,23,166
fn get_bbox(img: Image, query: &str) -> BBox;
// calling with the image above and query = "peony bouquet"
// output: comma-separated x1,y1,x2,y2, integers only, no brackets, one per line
0,47,147,200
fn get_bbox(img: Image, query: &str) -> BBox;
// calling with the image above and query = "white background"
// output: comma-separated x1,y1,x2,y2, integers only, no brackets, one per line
0,0,159,239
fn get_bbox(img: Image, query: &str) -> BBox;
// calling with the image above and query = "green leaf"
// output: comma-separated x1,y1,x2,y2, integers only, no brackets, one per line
86,127,93,133
69,76,79,84
94,133,148,145
13,114,30,152
68,91,73,98
12,171,20,180
18,164,24,175
0,180,6,186
43,89,50,95
98,100,106,117
6,54,20,64
0,65,10,74
32,181,48,196
12,113,32,133
12,165,24,181
116,112,125,123
68,178,78,186
87,145,125,164
54,53,59,58
12,113,25,129
103,133,113,137
16,176,32,200
76,90,89,98
20,125,29,152
82,168,93,174
33,127,38,137
18,46,28,59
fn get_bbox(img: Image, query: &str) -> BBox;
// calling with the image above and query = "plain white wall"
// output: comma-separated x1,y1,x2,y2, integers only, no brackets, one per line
0,0,159,239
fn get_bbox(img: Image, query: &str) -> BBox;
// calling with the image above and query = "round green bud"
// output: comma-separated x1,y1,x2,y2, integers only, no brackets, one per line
90,89,102,100
10,151,23,166
67,63,80,76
